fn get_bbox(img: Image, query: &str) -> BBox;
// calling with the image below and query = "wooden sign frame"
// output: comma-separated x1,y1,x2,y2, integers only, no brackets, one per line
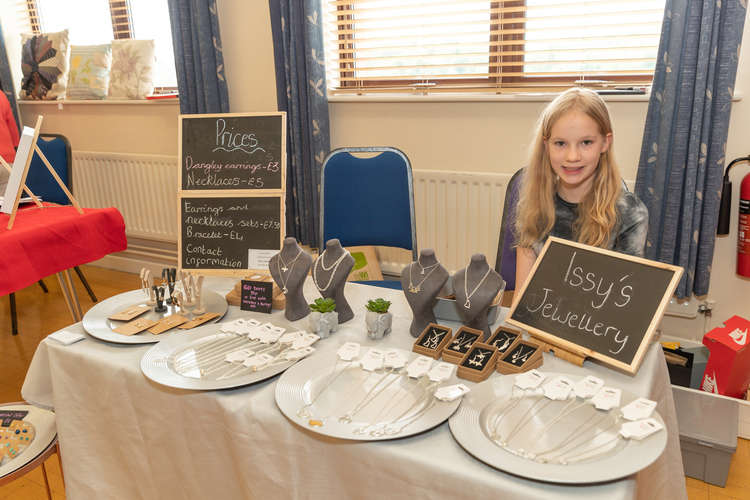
177,112,287,276
506,237,683,375
178,193,284,276
178,111,286,195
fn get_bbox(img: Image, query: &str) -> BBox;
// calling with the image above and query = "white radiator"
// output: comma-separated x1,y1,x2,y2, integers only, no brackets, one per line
72,151,511,275
379,170,512,275
73,151,179,242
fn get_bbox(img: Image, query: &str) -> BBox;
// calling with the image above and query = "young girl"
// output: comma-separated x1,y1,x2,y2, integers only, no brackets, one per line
514,88,648,290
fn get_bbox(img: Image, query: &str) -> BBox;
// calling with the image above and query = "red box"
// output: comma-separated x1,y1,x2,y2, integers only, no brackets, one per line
700,315,750,398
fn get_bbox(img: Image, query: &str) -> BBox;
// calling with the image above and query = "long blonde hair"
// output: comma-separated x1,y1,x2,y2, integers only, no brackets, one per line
515,88,622,249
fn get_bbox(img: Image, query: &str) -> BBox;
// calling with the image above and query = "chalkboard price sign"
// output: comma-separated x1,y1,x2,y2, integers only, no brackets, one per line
240,280,273,313
507,237,683,374
180,113,285,191
180,195,282,273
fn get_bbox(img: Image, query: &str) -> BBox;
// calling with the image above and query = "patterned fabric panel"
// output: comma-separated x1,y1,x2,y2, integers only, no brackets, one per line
67,44,112,100
19,29,70,100
108,39,155,99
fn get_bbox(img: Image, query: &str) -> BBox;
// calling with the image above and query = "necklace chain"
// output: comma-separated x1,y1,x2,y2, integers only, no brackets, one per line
279,248,303,272
313,249,351,292
408,261,440,294
463,265,492,309
416,256,440,275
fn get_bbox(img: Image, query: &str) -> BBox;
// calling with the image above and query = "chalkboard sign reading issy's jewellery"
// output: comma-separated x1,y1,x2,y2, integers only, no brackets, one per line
506,237,683,374
180,196,282,273
180,113,285,191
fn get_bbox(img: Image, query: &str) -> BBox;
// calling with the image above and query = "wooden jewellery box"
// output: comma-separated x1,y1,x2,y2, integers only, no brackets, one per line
486,325,523,357
413,323,453,360
457,343,499,382
442,326,483,364
496,339,544,374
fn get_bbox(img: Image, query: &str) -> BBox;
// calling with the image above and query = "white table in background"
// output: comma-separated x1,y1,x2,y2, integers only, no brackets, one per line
22,278,686,500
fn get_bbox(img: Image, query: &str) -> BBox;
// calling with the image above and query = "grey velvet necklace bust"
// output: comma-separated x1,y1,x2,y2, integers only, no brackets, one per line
269,237,313,321
451,254,504,339
313,239,355,323
401,249,449,337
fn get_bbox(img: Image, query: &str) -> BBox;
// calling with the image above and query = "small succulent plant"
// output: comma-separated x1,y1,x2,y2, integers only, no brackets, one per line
309,297,336,313
366,298,391,314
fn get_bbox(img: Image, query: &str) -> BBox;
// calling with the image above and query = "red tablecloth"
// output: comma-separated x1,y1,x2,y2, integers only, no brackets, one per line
0,205,127,295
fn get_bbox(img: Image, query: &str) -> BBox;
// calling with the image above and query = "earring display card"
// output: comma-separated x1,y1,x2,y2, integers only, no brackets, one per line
113,317,159,336
108,304,151,321
457,343,499,382
442,326,482,364
413,323,453,359
487,326,522,356
148,314,189,335
496,340,544,374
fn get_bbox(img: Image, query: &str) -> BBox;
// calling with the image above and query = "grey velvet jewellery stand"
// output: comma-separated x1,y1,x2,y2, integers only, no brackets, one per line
401,249,449,337
451,254,504,340
269,237,313,322
313,239,355,323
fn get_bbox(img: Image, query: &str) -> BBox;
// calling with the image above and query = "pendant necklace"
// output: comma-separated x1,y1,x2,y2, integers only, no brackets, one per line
463,266,492,309
408,262,439,293
277,249,302,293
279,248,302,272
313,249,351,292
416,256,440,275
449,333,474,352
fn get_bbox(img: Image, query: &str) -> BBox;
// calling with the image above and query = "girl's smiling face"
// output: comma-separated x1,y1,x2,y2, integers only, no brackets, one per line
545,109,612,203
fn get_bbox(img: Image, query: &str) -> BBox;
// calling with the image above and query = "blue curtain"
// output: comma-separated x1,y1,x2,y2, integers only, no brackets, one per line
167,0,229,114
0,23,21,132
269,0,331,247
635,0,746,298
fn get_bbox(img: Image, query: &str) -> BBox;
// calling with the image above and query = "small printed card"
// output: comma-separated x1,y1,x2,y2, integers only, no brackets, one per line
543,376,575,400
178,312,221,329
148,314,189,335
108,304,150,321
48,330,85,345
407,355,433,378
113,317,158,336
574,375,605,399
592,387,622,410
515,369,546,390
622,398,657,421
337,342,361,361
434,384,470,402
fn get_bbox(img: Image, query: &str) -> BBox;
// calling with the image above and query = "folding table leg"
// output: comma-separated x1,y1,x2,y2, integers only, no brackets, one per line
56,270,82,322
9,293,18,335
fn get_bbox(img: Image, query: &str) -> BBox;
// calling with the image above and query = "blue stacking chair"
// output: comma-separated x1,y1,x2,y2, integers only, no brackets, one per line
320,147,417,289
7,135,97,335
495,168,524,292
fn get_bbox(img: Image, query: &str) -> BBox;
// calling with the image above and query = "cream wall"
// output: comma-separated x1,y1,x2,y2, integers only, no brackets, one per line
8,2,750,331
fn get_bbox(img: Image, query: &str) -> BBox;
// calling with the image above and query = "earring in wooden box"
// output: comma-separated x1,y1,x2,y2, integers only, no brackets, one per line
457,343,499,383
442,326,482,364
487,326,522,356
413,323,453,360
496,339,544,374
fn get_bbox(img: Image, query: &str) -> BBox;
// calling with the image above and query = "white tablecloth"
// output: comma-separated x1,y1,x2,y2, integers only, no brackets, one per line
22,278,686,500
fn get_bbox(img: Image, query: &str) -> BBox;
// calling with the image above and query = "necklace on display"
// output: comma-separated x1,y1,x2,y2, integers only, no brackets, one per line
277,254,301,294
408,262,439,293
416,256,440,276
279,248,303,272
313,249,351,292
463,266,492,309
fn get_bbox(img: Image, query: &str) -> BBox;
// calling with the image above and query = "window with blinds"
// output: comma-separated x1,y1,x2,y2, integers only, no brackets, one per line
24,0,176,89
323,0,666,95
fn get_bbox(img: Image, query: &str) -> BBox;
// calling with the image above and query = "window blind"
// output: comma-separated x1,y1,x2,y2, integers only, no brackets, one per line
323,0,665,94
108,0,133,39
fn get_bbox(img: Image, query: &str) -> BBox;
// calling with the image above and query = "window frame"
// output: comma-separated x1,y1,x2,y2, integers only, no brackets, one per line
328,0,660,95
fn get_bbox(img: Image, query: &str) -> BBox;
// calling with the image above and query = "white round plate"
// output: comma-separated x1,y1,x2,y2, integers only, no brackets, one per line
0,404,57,479
140,322,296,390
449,374,667,484
275,349,462,441
82,289,228,344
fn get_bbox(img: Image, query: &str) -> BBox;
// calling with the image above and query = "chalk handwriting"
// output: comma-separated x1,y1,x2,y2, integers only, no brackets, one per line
212,119,266,155
563,251,633,309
